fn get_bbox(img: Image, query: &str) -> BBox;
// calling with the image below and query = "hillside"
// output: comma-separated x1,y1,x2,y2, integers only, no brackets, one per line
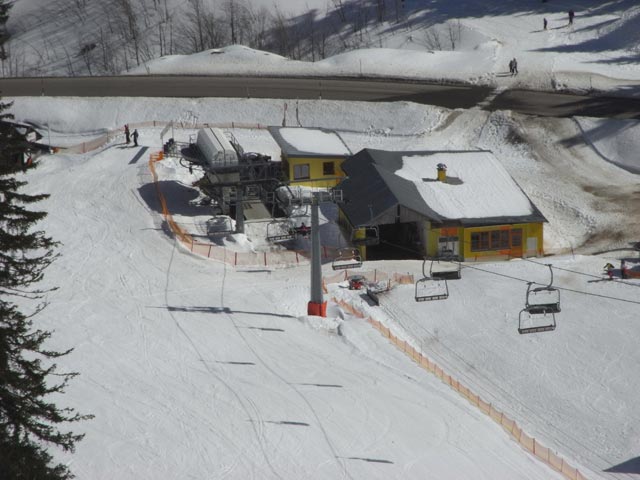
3,0,640,96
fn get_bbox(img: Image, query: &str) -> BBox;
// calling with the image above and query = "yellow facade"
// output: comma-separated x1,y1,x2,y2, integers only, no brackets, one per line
425,223,544,260
285,156,345,188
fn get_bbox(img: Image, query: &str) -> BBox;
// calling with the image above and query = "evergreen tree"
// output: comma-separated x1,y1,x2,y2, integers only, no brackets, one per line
0,0,10,61
0,99,92,479
0,0,10,26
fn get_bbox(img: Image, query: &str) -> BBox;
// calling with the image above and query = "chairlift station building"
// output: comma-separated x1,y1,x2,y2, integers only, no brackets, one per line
190,126,546,262
336,149,547,261
268,127,351,188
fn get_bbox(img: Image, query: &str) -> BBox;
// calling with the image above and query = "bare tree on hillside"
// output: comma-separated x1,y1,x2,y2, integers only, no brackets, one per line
448,19,462,50
179,0,226,53
375,0,386,23
223,0,237,45
270,7,291,58
332,0,348,23
239,3,271,51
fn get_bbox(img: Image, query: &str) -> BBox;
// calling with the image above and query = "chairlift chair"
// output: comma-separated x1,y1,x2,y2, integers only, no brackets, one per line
525,265,561,314
430,256,462,280
266,219,295,242
332,248,363,271
206,216,234,236
518,266,560,334
518,308,556,334
351,225,380,246
415,259,449,302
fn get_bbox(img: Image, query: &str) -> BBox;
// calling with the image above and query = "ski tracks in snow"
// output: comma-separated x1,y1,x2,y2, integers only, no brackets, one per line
162,240,281,480
216,260,354,479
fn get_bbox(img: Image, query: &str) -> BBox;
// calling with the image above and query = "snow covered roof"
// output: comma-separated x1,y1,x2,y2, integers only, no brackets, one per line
339,149,547,227
268,126,352,158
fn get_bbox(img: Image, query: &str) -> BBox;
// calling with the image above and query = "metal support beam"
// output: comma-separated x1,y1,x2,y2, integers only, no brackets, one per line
235,188,244,234
310,197,323,305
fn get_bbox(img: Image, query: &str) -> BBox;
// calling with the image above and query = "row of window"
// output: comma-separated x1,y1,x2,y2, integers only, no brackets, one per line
293,162,335,180
470,228,522,252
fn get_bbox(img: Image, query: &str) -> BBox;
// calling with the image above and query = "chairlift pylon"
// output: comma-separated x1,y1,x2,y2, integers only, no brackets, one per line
332,247,362,271
415,258,449,302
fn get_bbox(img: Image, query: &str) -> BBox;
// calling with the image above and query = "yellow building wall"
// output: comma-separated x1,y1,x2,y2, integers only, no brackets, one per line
425,223,544,260
425,226,461,258
286,156,345,188
461,223,544,260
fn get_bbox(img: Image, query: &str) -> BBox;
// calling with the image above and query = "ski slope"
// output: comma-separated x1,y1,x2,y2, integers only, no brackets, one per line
22,144,566,479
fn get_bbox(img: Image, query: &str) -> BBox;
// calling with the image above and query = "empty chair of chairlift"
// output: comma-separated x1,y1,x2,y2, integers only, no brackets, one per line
518,265,560,334
266,219,295,242
525,265,561,314
206,215,234,236
415,258,449,302
430,256,461,280
351,225,379,246
332,247,362,271
518,307,556,334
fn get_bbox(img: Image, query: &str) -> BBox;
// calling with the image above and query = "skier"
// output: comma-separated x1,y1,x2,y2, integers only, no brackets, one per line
604,263,615,280
512,58,518,76
543,18,547,30
298,222,310,238
132,129,139,147
568,10,574,25
508,59,514,75
124,124,130,144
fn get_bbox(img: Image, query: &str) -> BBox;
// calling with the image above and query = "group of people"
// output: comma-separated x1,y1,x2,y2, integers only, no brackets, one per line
124,124,139,147
508,58,518,76
604,260,632,280
543,10,575,30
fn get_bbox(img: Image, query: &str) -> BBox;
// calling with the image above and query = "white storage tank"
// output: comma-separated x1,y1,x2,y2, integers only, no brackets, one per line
196,128,238,168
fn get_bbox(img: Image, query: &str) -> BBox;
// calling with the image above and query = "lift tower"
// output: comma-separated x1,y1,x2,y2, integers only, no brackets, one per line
280,188,342,317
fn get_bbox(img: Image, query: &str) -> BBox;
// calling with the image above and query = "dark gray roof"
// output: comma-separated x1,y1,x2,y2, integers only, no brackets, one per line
268,126,351,158
337,149,547,227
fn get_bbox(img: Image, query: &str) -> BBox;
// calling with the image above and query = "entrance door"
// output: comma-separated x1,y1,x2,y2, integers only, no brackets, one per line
438,236,459,258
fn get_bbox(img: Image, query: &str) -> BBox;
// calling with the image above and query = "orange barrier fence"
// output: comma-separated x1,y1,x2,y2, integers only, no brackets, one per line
148,151,350,268
331,297,590,480
322,270,414,293
56,121,269,154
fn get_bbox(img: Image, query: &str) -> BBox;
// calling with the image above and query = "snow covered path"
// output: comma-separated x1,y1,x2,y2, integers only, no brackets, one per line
22,145,567,479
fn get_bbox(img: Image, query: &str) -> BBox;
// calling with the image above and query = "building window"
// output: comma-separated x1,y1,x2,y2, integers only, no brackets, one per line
490,230,510,249
471,232,490,251
293,163,310,180
511,228,522,247
471,228,523,252
323,161,335,176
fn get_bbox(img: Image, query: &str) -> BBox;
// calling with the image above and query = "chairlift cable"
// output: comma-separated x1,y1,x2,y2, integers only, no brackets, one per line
523,257,640,288
460,263,640,306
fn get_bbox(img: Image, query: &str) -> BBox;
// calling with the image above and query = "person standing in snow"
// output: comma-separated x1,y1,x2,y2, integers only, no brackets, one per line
132,129,139,147
543,18,548,30
508,59,514,75
568,10,575,25
512,58,518,76
125,124,130,144
604,263,615,280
